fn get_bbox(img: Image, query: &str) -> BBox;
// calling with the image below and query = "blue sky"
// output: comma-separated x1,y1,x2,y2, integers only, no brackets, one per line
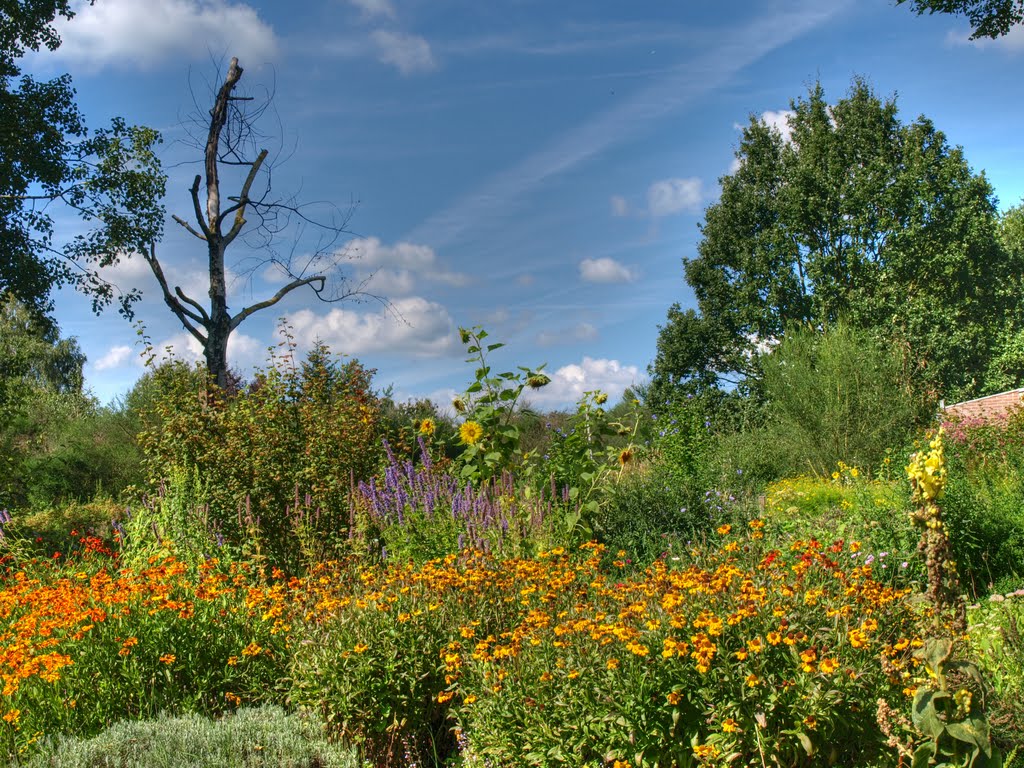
26,0,1024,410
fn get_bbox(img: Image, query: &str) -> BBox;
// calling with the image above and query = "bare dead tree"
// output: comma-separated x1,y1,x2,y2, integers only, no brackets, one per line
149,56,382,389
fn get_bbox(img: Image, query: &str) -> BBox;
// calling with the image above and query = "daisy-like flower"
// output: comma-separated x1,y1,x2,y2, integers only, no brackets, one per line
459,420,484,445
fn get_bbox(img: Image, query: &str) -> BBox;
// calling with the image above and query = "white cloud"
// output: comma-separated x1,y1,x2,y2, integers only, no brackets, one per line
579,257,637,284
946,24,1024,52
284,296,457,357
760,109,796,142
49,0,278,72
94,345,134,371
535,323,598,348
516,273,535,287
370,30,437,74
346,0,396,20
150,330,263,370
525,357,641,409
347,237,468,295
610,195,630,217
646,177,703,217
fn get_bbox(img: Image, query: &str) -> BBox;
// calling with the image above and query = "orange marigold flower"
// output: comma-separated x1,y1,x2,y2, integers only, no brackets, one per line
242,642,263,657
666,691,682,705
3,710,20,724
159,654,176,665
437,691,456,703
225,692,242,706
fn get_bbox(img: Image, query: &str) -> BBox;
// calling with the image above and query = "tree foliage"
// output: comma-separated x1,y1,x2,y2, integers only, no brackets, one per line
650,78,1006,407
897,0,1024,39
0,1,165,326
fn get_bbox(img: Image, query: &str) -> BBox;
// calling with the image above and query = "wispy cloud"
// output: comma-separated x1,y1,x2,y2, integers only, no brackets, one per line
946,24,1024,53
345,0,396,20
406,0,848,249
371,29,437,74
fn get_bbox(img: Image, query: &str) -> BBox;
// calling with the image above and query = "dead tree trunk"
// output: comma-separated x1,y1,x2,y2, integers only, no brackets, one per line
145,57,340,390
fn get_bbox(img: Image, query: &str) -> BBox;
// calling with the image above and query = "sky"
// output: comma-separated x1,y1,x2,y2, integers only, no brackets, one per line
23,0,1024,410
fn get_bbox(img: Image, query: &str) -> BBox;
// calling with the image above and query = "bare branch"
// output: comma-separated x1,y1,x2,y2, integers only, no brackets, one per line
171,214,207,241
206,57,244,234
221,148,269,247
175,286,210,324
189,175,212,238
229,275,325,331
143,243,208,344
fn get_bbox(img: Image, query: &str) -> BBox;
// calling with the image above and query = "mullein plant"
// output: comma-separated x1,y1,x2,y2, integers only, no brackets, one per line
877,429,1002,768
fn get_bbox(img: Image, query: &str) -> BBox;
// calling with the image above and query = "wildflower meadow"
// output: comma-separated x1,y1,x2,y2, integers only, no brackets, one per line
0,326,1021,767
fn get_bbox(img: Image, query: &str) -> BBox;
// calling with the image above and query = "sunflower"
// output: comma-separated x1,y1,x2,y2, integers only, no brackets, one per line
618,447,634,466
418,418,436,436
459,420,484,446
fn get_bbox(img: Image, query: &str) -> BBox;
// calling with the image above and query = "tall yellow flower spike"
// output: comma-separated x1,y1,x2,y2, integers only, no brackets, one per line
906,428,946,504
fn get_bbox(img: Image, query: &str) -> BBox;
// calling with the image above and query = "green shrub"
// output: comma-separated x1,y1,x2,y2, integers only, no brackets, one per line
758,322,929,478
968,598,1024,754
941,413,1024,596
22,705,358,768
598,464,713,565
136,340,382,570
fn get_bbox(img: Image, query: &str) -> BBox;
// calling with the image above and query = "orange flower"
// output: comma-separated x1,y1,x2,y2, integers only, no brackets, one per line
159,654,176,665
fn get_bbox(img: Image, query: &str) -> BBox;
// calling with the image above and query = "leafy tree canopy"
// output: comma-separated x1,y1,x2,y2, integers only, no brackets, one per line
650,78,1006,409
897,0,1024,39
0,1,164,329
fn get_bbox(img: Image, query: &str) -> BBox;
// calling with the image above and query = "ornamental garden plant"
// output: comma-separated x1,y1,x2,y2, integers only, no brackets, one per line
0,328,1021,766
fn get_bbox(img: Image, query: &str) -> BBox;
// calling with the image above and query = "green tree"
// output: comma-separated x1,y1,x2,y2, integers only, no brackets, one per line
650,78,1006,408
897,0,1023,39
0,295,85,506
1,1,165,326
984,203,1024,390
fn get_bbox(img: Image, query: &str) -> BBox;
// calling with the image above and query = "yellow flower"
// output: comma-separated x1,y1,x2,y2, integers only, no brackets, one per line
803,715,817,730
159,654,176,665
618,448,635,466
353,643,369,654
418,418,436,436
241,642,263,657
459,421,484,445
437,691,456,703
721,717,740,733
717,524,731,536
225,692,242,706
819,657,840,674
666,691,682,705
3,710,20,724
607,658,620,670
